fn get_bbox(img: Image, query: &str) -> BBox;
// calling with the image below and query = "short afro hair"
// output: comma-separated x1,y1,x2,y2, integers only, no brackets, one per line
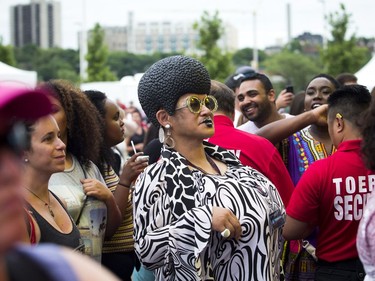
138,55,211,127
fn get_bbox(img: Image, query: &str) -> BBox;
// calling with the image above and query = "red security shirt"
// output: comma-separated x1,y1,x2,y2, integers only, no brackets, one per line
287,140,374,262
208,115,294,206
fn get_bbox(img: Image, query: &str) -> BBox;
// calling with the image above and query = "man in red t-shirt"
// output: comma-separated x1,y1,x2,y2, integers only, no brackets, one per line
207,80,294,207
283,85,372,281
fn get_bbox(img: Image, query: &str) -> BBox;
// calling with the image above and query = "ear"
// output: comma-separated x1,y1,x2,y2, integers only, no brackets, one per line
336,113,345,133
268,89,276,103
22,151,30,162
156,109,170,128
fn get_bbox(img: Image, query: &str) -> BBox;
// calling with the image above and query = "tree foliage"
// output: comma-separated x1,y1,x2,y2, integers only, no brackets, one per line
14,45,79,82
108,51,181,78
86,23,116,82
0,37,16,66
232,48,268,69
193,11,234,81
321,4,370,75
264,50,321,92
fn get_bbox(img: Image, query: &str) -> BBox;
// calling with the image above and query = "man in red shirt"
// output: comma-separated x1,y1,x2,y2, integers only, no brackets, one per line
283,85,372,280
207,80,294,207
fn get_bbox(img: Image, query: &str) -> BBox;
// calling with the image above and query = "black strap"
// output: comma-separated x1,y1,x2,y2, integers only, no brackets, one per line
75,161,88,225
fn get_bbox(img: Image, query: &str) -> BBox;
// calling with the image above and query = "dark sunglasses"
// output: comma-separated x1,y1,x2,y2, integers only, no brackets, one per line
0,122,28,154
175,95,218,114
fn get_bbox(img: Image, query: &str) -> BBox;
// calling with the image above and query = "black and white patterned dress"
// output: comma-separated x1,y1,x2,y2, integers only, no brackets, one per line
133,141,285,281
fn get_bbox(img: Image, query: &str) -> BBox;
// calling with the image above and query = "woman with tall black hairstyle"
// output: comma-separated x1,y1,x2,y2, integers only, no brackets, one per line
134,55,285,281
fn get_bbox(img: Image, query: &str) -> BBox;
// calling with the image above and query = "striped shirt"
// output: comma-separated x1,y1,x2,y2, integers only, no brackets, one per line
102,164,134,253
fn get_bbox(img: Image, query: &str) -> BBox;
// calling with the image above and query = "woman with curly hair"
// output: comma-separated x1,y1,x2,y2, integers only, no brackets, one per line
84,90,148,281
40,80,121,262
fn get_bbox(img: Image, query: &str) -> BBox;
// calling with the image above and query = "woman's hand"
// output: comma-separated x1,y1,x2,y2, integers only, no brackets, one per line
212,207,242,240
81,179,112,203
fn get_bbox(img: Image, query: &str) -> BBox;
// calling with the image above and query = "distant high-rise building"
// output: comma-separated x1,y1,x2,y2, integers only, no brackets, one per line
10,0,61,48
98,12,238,55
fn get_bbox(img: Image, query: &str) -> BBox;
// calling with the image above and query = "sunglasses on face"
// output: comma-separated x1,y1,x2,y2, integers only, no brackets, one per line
175,95,218,114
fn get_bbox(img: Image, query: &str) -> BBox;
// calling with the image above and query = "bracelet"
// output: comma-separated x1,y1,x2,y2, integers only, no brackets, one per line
118,182,133,189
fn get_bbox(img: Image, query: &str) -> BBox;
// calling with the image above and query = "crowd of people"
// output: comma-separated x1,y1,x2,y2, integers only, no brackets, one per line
0,54,374,281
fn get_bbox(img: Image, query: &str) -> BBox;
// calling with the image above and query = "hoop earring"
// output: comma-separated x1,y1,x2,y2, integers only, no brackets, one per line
163,124,175,149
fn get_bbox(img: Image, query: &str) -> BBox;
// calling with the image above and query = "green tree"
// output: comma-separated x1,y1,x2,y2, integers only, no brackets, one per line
264,50,321,92
193,11,234,81
86,23,116,82
14,45,80,82
108,51,181,78
232,48,268,70
0,37,16,66
321,4,370,75
14,44,41,70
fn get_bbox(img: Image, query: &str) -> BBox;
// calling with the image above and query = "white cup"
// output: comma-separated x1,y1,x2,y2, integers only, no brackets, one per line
135,155,149,163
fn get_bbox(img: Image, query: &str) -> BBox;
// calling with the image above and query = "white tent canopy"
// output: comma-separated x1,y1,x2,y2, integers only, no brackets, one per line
355,56,375,91
80,73,144,109
0,61,37,88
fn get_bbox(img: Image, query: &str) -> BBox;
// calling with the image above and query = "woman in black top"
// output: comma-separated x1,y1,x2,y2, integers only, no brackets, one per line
23,115,81,249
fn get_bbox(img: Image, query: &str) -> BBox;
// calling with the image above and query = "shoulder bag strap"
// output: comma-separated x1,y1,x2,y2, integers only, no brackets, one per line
75,161,88,225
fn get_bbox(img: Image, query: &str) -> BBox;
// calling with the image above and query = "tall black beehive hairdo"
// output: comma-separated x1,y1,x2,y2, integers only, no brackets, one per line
138,55,211,128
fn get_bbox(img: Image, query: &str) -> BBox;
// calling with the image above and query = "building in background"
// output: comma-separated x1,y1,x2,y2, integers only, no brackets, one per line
295,32,323,56
10,0,61,48
265,32,323,56
102,26,128,52
99,12,238,55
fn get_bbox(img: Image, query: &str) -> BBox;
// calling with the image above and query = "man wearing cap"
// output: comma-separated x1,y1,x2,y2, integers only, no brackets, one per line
0,85,119,281
224,66,255,127
237,72,294,134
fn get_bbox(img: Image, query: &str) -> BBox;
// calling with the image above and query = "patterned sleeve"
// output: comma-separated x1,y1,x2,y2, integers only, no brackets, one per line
133,163,212,274
357,191,375,278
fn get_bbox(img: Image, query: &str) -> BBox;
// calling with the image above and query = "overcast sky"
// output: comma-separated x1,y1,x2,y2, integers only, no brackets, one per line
0,0,374,50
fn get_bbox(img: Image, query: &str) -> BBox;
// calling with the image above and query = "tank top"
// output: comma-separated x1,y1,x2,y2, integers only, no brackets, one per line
26,192,81,249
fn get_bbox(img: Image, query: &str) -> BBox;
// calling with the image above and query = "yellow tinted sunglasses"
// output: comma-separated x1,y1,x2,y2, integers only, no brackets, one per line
175,95,218,114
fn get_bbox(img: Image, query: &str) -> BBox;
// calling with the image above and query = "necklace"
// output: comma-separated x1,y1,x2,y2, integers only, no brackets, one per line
185,153,222,175
25,188,55,217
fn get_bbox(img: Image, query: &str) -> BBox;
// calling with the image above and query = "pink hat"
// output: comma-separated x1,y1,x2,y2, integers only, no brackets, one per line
0,85,52,133
0,86,52,119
